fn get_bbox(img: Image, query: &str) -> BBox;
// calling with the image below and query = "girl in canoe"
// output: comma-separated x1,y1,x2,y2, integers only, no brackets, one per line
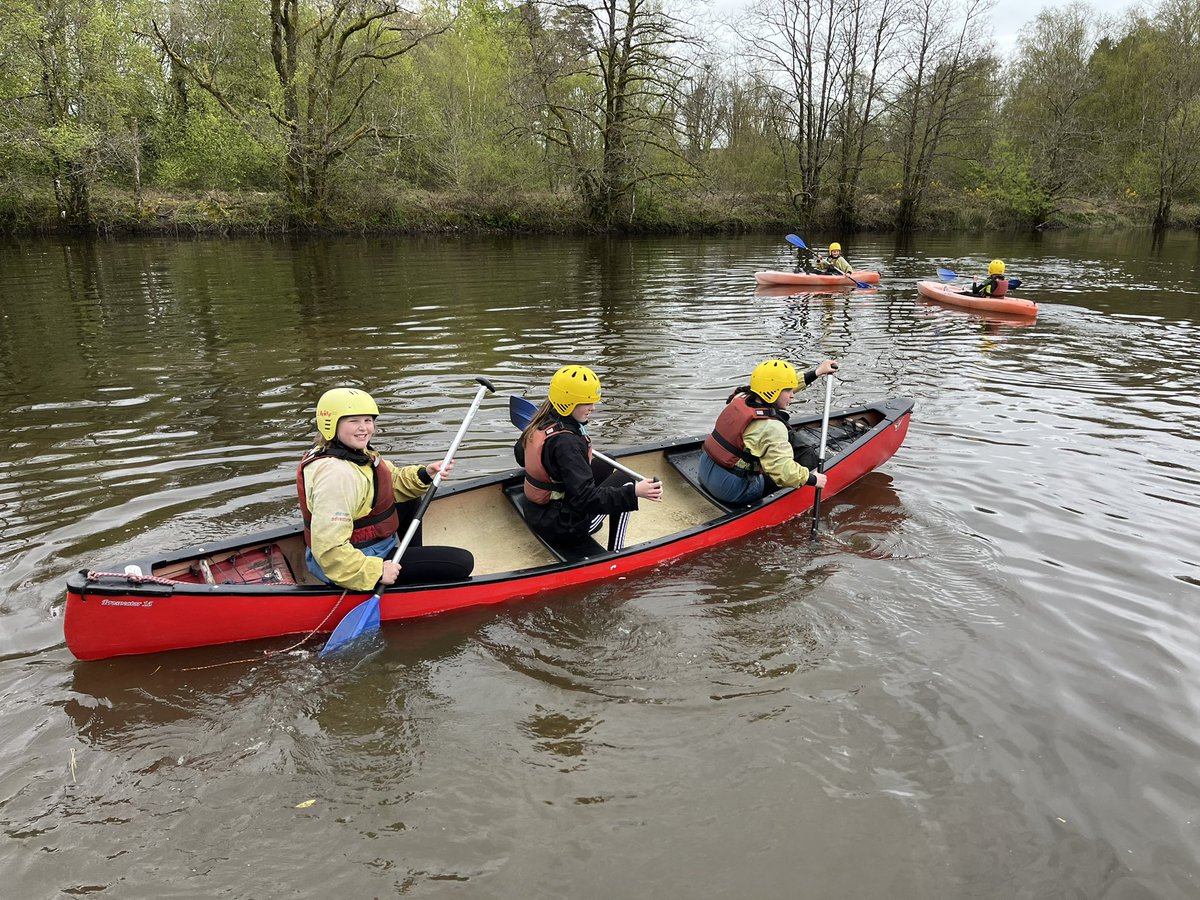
515,365,662,552
297,388,474,590
814,242,854,276
971,259,1010,296
700,358,838,505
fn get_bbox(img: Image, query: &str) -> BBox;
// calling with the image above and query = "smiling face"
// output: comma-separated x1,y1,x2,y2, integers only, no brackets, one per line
571,403,595,424
335,414,376,450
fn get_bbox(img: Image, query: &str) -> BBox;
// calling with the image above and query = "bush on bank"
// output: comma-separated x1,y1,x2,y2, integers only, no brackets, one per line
0,182,1186,237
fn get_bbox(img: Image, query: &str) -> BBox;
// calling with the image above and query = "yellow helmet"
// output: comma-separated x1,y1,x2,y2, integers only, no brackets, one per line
315,388,379,441
829,242,842,254
750,359,799,403
548,365,602,415
989,259,1005,275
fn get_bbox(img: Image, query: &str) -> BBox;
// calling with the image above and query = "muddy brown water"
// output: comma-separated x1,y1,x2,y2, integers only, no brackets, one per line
1,231,1198,897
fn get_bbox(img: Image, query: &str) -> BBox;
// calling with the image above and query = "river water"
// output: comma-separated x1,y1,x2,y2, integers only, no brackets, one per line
1,230,1197,897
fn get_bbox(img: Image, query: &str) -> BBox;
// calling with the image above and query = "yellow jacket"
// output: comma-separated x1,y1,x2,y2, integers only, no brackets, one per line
743,418,814,488
302,453,431,590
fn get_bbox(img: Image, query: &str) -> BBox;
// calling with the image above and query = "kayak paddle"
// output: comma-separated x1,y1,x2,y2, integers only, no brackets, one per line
786,235,871,289
810,373,835,538
320,376,495,657
937,267,1021,290
508,394,651,483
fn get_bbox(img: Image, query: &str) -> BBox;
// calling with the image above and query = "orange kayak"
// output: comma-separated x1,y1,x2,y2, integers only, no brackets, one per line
755,270,880,286
916,280,1037,316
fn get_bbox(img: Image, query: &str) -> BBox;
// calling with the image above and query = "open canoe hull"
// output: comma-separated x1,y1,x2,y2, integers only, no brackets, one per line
754,270,880,286
64,398,914,660
916,280,1038,316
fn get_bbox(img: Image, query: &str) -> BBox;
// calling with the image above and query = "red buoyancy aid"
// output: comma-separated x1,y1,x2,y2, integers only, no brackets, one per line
523,420,592,505
296,447,400,548
703,393,788,471
991,277,1009,297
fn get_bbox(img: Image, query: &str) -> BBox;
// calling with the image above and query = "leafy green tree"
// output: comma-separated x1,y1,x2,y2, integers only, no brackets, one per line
1087,3,1200,229
3,0,159,225
1004,3,1108,225
152,0,455,224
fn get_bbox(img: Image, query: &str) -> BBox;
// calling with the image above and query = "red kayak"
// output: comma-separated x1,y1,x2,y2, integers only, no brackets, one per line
755,270,880,287
916,280,1037,317
64,397,914,660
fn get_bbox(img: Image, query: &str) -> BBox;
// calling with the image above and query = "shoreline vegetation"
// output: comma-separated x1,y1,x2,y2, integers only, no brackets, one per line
3,0,1198,238
4,186,1194,237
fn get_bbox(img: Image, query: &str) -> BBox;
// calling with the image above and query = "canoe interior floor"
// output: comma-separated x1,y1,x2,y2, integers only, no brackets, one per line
423,450,727,577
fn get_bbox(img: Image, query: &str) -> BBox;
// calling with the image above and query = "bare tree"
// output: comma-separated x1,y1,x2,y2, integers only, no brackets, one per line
831,0,902,230
513,0,697,227
890,0,993,230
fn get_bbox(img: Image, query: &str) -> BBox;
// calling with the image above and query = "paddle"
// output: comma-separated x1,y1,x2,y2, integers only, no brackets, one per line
936,267,1021,291
810,373,835,538
508,394,651,483
786,235,871,289
320,376,496,657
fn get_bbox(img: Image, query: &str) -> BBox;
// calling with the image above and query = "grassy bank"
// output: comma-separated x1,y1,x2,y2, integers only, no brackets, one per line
0,183,1187,237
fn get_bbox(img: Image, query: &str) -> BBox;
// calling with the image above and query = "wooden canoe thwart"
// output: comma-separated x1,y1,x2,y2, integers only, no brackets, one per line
64,397,914,660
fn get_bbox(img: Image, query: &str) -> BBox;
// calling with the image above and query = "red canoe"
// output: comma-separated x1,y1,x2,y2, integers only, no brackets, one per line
755,270,881,287
64,397,914,660
916,280,1038,317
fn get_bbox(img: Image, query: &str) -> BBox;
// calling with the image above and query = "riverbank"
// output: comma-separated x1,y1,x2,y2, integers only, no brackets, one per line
1,184,1193,236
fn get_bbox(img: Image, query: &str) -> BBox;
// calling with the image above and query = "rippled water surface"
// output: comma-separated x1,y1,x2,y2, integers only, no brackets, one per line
1,231,1198,897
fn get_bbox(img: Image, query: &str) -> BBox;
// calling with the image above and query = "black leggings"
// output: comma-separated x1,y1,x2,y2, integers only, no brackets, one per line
393,498,474,583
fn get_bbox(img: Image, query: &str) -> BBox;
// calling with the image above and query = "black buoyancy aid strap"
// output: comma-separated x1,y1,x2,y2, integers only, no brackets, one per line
524,471,561,492
709,427,758,464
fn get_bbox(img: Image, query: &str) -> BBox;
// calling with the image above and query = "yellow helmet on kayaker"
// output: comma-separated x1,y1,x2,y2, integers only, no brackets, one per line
549,365,602,415
315,388,379,441
750,359,799,403
829,242,842,255
989,259,1005,275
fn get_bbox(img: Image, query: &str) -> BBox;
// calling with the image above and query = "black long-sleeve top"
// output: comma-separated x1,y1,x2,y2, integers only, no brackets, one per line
514,415,638,536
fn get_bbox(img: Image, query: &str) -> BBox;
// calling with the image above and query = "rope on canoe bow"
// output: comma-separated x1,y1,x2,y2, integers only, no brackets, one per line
179,590,352,671
86,570,189,586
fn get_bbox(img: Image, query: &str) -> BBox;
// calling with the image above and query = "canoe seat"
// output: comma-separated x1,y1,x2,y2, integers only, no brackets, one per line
664,448,746,509
503,483,609,564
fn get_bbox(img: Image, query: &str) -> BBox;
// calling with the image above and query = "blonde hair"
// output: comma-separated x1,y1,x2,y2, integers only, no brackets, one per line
519,399,558,447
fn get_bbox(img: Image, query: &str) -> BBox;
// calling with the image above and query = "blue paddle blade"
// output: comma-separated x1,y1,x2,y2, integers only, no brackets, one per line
508,394,538,429
319,593,382,657
1007,278,1022,290
850,276,870,289
785,234,807,249
936,267,959,281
